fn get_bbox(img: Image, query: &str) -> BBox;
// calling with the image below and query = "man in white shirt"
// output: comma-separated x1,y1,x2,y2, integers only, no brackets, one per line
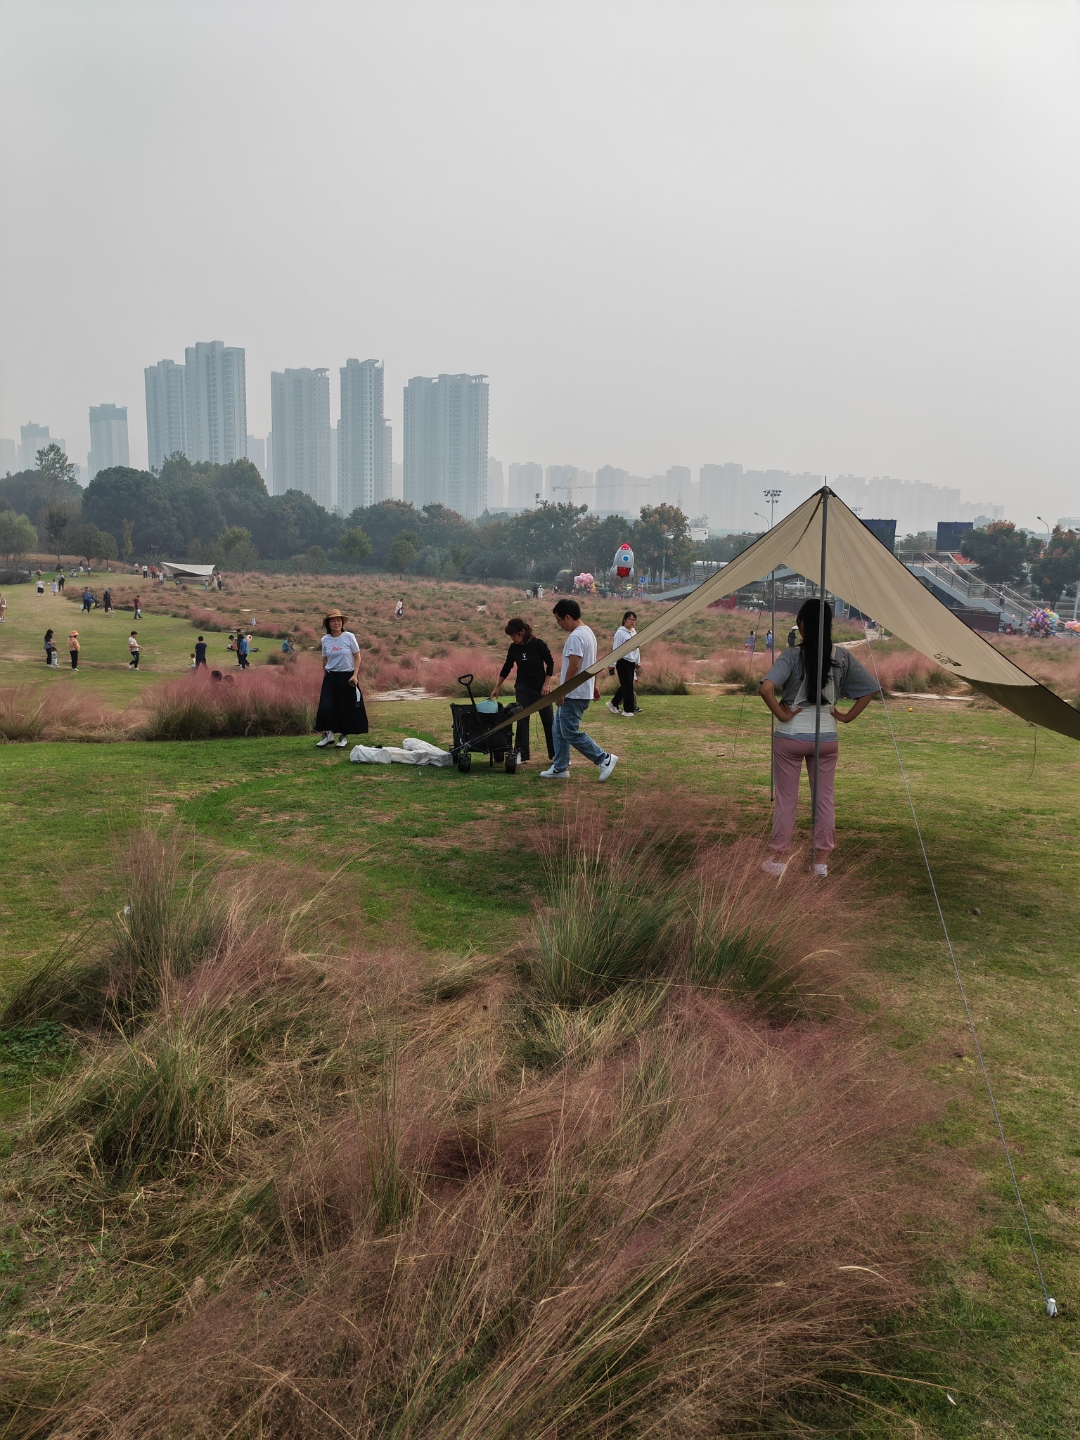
541,599,618,781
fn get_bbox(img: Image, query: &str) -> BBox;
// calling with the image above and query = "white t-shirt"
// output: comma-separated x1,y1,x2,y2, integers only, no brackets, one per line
321,631,360,672
612,626,640,665
560,624,597,701
128,635,139,653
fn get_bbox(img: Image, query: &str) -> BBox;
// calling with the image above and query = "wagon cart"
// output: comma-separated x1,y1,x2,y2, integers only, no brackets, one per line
449,674,519,774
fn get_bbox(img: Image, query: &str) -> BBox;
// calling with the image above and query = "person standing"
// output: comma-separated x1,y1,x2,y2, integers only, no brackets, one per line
489,618,555,764
766,628,773,653
51,578,58,596
127,631,140,668
133,594,142,619
541,599,618,782
194,636,208,669
758,599,878,878
237,632,251,669
44,629,57,666
395,599,404,619
103,587,113,615
36,577,45,596
57,574,64,593
315,608,368,749
745,629,756,654
606,610,641,716
0,593,7,623
68,631,80,671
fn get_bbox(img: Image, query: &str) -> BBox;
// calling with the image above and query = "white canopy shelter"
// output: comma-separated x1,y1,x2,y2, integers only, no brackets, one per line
159,562,217,580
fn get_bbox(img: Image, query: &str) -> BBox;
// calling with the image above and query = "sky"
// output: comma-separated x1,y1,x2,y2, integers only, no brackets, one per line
1,0,1078,525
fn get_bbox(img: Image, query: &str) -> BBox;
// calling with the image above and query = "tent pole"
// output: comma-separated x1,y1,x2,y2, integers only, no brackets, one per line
811,490,829,859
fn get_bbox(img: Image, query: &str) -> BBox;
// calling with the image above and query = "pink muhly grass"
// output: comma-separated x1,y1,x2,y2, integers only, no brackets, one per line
140,659,321,739
0,681,128,742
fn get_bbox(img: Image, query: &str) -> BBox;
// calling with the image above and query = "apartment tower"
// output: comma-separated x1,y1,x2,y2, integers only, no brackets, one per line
403,373,488,519
269,367,332,508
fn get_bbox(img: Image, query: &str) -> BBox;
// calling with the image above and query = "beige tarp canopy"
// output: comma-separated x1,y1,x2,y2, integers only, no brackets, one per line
159,562,217,580
476,487,1080,745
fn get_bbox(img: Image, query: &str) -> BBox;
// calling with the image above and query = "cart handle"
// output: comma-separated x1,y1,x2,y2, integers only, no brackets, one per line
457,674,474,687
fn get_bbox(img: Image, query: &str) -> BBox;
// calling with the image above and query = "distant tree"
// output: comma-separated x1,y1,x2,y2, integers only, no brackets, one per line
0,510,38,565
215,525,258,573
337,527,372,564
306,545,327,575
291,553,306,576
39,498,78,565
387,532,420,575
1029,527,1080,604
121,518,135,568
95,529,118,570
35,442,77,488
69,522,106,567
633,504,693,579
960,522,1031,585
448,543,473,576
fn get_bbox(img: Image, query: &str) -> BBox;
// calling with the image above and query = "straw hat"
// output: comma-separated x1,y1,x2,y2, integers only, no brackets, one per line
69,630,79,637
324,608,349,623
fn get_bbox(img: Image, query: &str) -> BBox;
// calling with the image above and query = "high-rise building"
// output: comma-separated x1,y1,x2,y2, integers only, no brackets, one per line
19,422,61,470
508,461,543,510
144,359,188,471
265,433,274,491
391,460,403,499
596,465,630,516
88,404,129,479
382,420,393,502
486,457,505,510
0,438,16,474
403,373,488,519
270,367,332,508
339,359,388,512
546,465,594,506
184,341,247,465
246,434,267,480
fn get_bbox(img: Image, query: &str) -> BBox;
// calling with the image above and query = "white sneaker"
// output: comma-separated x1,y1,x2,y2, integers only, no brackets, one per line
811,863,828,878
761,858,787,877
620,709,637,717
598,753,618,782
335,735,349,748
315,731,335,748
540,765,570,779
605,701,620,715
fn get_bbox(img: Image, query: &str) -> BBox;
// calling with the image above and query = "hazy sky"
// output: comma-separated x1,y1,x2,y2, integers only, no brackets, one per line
2,0,1078,523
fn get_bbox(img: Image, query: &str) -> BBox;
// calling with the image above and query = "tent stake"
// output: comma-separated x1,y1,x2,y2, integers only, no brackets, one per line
811,489,829,859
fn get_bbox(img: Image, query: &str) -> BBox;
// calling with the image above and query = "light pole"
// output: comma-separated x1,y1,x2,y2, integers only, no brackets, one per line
659,530,673,590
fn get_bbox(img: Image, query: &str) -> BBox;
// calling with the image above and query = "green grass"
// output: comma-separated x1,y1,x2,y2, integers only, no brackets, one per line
1,680,1079,1434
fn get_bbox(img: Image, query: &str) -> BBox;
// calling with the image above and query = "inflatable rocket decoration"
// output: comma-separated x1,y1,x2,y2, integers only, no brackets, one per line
613,543,634,579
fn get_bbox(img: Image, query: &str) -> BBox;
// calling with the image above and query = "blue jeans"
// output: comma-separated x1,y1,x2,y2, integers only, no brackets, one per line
551,698,607,771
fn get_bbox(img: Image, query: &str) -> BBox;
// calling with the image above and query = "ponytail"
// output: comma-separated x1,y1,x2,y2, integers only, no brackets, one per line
796,598,833,705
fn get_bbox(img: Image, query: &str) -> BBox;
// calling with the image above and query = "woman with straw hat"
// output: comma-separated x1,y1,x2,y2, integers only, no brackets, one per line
68,631,80,672
315,608,368,749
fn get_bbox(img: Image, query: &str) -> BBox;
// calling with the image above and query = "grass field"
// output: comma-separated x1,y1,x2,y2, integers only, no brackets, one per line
1,574,1079,1435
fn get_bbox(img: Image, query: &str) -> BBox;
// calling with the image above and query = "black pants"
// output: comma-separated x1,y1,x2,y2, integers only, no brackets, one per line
70,651,78,669
611,659,638,713
130,651,139,668
514,684,554,761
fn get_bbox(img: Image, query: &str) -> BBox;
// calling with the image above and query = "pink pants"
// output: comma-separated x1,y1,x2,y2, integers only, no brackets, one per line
770,736,839,853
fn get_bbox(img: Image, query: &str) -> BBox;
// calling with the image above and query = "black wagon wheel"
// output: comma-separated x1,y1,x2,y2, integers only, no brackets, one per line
505,753,518,775
457,752,472,774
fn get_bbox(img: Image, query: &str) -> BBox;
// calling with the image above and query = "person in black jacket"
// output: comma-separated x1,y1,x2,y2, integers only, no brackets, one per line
490,618,555,763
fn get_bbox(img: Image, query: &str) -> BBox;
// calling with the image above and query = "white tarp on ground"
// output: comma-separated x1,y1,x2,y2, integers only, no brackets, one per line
159,561,217,579
350,737,454,767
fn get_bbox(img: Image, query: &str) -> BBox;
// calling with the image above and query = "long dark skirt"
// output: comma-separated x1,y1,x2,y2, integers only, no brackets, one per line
316,670,369,736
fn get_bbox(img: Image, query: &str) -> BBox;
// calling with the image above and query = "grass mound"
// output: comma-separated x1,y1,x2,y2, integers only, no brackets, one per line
0,683,127,742
0,821,947,1437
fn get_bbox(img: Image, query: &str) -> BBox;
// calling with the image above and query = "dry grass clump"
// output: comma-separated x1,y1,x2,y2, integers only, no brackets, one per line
140,660,320,739
0,683,128,742
0,818,948,1438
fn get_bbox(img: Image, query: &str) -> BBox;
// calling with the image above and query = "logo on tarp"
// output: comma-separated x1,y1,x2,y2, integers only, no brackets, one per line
934,652,962,668
613,543,634,578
